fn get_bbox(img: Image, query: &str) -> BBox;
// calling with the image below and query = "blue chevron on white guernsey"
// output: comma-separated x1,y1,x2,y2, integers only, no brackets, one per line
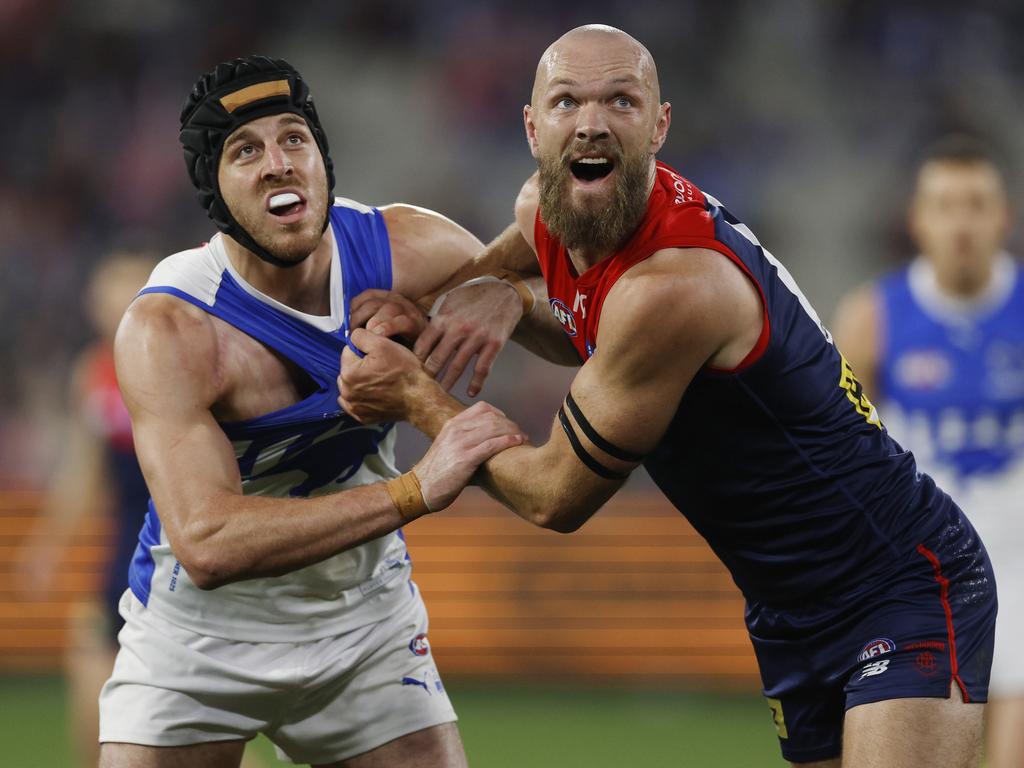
878,254,1024,504
126,198,413,642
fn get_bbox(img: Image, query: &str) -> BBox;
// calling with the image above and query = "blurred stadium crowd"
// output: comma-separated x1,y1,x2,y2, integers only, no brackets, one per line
4,0,1024,484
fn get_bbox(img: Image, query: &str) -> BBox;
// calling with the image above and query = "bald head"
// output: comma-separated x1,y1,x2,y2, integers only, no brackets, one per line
525,26,671,260
532,25,660,107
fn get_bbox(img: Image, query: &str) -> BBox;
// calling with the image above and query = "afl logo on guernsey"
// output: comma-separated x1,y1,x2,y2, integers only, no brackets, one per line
858,638,895,662
894,350,951,391
550,298,577,337
409,633,430,656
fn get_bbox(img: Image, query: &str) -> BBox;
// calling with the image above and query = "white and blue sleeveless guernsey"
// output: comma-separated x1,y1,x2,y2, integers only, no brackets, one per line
128,198,412,642
878,254,1024,510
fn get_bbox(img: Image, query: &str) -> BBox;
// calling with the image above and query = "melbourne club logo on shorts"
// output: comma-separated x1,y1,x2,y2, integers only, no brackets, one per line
915,652,938,676
857,637,896,662
409,633,430,656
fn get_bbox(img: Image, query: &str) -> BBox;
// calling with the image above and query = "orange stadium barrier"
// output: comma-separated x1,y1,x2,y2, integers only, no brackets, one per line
0,488,759,686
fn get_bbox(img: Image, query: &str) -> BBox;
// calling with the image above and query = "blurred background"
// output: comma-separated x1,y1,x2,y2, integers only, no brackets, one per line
4,0,1024,766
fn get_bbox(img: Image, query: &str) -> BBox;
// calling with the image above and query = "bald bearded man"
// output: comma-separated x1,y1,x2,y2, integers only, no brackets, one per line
340,26,996,768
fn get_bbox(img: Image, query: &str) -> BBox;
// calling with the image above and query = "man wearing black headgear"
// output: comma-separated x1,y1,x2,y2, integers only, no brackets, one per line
96,56,535,768
179,56,336,269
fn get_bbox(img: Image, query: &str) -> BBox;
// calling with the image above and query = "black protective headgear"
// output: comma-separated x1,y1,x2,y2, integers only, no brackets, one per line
179,56,335,268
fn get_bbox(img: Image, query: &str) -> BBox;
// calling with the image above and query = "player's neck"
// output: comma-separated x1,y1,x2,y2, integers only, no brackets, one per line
567,245,616,274
223,231,333,315
931,258,998,302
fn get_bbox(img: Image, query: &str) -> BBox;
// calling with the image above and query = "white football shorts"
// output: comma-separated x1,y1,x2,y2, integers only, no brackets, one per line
99,582,456,764
958,477,1024,695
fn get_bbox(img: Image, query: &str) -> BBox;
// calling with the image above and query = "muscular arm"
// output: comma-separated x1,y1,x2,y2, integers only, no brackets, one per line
366,190,575,396
410,176,578,383
415,175,545,294
381,203,489,301
118,294,519,590
832,283,882,398
341,247,763,531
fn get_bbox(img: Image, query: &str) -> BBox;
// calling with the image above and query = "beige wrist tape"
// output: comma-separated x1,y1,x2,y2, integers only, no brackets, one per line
424,271,537,318
494,269,537,317
386,471,431,521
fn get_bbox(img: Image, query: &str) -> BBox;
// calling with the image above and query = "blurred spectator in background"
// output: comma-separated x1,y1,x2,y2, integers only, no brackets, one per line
834,134,1024,768
17,252,155,768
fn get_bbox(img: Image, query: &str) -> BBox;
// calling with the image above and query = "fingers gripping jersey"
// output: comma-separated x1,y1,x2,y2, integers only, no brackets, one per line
536,162,957,606
129,199,410,641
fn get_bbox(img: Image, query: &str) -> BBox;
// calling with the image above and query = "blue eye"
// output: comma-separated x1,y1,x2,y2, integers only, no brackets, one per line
614,96,632,108
555,97,575,109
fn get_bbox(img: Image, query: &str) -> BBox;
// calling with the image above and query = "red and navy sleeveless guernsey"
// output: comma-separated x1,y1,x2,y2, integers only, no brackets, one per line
535,161,955,607
81,344,151,639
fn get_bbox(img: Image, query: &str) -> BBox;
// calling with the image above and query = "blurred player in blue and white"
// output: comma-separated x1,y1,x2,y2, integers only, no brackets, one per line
835,134,1024,768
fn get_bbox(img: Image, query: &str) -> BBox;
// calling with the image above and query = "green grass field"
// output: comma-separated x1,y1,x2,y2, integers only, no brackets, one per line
0,676,786,767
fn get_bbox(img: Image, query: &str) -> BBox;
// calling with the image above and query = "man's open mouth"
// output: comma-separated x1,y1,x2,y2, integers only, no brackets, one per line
570,156,615,182
267,191,306,217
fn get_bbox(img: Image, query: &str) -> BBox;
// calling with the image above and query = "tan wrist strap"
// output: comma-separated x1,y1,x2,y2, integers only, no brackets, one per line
419,271,536,319
494,269,536,317
386,472,430,521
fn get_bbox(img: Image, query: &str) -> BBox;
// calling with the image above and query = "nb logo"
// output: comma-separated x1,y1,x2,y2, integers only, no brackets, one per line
859,659,890,679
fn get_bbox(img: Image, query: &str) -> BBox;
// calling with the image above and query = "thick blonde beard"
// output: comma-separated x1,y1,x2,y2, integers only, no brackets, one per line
537,148,650,254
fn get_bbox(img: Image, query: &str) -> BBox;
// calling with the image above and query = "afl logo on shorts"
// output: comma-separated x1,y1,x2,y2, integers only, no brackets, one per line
409,633,430,656
549,298,577,337
858,637,895,662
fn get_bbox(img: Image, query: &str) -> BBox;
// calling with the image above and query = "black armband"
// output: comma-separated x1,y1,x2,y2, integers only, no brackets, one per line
564,392,644,462
557,406,629,480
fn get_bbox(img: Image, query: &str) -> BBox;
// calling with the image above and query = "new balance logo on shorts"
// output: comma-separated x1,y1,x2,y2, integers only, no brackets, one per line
859,659,890,679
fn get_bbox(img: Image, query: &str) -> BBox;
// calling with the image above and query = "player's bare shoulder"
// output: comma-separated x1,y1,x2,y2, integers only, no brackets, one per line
602,247,764,371
114,280,222,416
377,202,484,299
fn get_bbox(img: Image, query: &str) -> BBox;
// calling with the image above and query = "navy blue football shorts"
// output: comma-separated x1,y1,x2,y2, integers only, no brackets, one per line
746,515,996,764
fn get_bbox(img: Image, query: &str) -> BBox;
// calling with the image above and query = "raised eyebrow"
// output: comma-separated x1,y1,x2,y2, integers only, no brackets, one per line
279,115,309,131
223,127,257,152
610,79,645,96
547,77,645,97
224,116,309,151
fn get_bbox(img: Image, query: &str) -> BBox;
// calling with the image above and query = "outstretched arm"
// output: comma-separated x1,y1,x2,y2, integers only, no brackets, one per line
413,174,546,297
370,177,577,396
117,293,523,590
340,247,763,530
352,187,576,396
